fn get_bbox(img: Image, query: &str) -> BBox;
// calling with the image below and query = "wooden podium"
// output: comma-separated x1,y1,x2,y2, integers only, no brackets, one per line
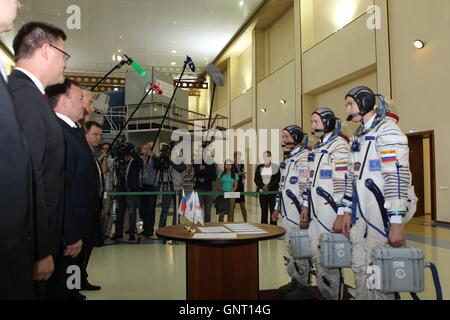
156,223,285,300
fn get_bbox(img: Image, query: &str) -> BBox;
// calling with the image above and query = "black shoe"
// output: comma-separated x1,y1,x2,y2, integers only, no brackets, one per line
129,235,136,241
81,282,101,291
278,279,300,296
285,285,317,301
111,233,123,241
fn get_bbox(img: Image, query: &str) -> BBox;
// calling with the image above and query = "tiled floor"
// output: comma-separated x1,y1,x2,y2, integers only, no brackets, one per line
84,197,449,300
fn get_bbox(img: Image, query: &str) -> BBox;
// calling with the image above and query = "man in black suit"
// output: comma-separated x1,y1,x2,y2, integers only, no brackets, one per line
7,21,67,298
81,120,105,291
45,79,99,300
0,0,35,300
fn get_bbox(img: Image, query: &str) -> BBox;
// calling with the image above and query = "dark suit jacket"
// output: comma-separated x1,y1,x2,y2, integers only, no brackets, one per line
8,69,65,262
57,119,100,247
126,154,144,192
0,74,34,299
254,164,281,191
193,162,217,191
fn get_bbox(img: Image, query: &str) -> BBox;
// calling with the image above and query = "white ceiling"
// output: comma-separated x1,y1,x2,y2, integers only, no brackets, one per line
1,0,265,78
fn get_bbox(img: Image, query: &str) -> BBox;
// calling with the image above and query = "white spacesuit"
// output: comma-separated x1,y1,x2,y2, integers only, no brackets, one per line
305,107,350,300
274,125,313,299
342,86,416,300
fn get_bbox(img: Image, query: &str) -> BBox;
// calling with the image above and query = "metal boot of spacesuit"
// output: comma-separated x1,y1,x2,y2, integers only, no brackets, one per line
341,86,415,300
273,125,315,300
303,107,350,300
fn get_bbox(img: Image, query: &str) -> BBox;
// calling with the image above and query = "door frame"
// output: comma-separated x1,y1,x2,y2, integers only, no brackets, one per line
406,130,436,221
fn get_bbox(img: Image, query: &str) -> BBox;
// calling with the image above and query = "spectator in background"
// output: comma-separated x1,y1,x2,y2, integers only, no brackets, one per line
80,89,94,128
112,145,143,241
233,151,248,222
158,147,186,229
99,142,115,238
139,143,158,239
217,160,239,222
254,151,280,225
193,145,217,223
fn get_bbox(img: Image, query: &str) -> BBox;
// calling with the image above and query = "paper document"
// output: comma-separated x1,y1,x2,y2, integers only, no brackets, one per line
197,227,231,233
192,233,238,239
225,223,267,234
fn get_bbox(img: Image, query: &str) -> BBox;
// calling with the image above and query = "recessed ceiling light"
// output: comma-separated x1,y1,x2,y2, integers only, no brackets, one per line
414,40,425,49
171,50,177,54
261,108,267,113
239,1,244,7
280,99,287,105
119,35,123,39
117,49,122,53
171,62,177,66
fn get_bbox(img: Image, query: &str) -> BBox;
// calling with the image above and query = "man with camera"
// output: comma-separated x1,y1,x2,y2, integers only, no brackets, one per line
139,143,158,239
157,143,186,231
112,144,143,241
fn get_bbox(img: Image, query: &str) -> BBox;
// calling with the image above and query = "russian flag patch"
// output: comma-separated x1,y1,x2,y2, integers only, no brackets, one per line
381,150,397,163
335,162,348,172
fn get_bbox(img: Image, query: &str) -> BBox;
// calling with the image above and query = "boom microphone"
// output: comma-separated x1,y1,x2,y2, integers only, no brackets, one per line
145,82,163,96
206,63,225,86
124,54,149,79
186,56,196,72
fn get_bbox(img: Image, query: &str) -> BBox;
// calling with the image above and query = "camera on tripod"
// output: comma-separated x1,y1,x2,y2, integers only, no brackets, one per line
158,140,178,170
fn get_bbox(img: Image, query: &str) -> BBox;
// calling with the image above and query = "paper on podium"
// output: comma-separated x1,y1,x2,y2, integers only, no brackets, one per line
192,233,238,239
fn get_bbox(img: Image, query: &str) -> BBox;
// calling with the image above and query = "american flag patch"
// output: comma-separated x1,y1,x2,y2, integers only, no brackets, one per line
381,150,397,163
335,162,348,172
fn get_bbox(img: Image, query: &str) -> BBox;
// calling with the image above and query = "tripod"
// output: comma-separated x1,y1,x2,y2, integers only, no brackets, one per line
105,155,143,245
154,162,179,244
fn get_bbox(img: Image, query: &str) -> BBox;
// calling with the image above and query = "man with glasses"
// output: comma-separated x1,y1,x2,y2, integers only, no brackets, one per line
8,21,68,299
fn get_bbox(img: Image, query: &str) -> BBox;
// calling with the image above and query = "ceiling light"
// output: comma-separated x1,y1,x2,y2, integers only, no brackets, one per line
239,1,244,7
171,50,177,54
119,35,123,39
280,99,287,105
261,108,267,113
117,49,122,53
414,40,425,49
171,62,177,66
116,55,122,62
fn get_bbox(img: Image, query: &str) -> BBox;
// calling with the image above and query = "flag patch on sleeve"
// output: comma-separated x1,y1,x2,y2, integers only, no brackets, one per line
335,162,348,172
381,150,397,163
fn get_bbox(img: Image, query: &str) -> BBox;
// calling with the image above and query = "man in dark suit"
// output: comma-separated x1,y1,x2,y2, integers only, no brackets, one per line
81,120,105,291
0,0,35,300
7,21,67,298
45,79,99,300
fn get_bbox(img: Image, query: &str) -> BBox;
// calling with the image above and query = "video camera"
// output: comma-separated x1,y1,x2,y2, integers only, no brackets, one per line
158,141,178,170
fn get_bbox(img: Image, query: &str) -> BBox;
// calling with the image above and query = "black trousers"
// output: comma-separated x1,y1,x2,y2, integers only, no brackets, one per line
259,194,277,225
46,252,81,300
80,244,93,285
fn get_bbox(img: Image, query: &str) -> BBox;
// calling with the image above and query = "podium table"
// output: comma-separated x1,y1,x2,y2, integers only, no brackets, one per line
156,223,285,300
